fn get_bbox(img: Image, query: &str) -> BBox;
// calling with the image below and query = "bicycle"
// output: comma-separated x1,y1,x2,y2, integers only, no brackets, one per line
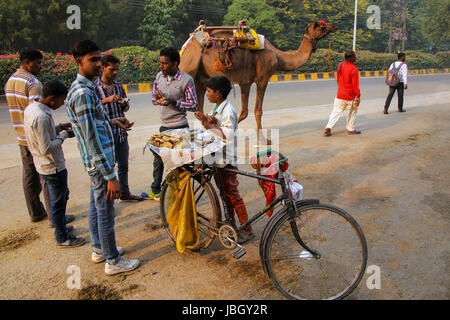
159,151,368,300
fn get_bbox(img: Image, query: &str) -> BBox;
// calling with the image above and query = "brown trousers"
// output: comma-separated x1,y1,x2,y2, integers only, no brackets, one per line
214,166,251,232
20,145,50,221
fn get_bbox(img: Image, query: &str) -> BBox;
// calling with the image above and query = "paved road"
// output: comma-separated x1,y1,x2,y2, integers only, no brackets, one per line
1,73,448,129
0,73,448,300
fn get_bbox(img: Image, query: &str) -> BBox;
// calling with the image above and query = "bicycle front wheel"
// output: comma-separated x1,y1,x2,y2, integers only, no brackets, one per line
262,203,367,300
160,174,221,251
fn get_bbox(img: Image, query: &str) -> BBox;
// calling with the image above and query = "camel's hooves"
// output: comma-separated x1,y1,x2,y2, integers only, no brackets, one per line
238,114,248,123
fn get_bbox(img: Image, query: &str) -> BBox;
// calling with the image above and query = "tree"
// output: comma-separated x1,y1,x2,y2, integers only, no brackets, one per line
422,0,450,50
223,0,285,47
0,0,112,53
140,0,233,50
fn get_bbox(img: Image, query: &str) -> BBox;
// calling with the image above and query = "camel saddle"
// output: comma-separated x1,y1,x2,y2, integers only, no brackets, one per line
180,20,266,71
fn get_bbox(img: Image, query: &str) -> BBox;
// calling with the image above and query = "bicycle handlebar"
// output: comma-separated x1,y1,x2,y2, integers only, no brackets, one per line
256,148,288,168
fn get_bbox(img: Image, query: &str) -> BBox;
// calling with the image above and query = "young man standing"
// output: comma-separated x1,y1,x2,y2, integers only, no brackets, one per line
24,80,86,248
194,76,255,244
384,52,408,114
142,47,199,200
4,48,74,224
66,40,139,275
95,54,143,202
324,51,361,137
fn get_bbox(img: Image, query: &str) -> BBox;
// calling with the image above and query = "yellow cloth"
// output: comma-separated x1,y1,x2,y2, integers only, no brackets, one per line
234,28,261,50
166,170,199,253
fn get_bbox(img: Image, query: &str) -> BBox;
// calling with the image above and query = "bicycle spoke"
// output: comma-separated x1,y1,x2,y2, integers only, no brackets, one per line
263,204,367,300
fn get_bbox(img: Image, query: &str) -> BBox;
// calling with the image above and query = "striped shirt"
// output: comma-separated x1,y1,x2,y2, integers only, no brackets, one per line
66,74,116,181
151,69,198,111
94,78,128,143
5,68,43,146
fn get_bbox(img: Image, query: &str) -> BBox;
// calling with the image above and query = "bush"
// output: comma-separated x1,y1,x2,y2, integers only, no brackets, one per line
0,53,20,93
435,51,450,68
279,49,448,74
108,46,160,84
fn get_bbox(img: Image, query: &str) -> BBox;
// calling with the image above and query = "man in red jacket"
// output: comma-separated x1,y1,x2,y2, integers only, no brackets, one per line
324,51,361,137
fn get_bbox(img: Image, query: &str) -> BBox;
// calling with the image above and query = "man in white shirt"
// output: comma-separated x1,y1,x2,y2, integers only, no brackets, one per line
24,80,86,248
384,52,408,114
194,76,255,244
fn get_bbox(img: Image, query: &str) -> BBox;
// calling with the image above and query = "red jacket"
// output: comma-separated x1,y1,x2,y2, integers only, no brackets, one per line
336,62,360,100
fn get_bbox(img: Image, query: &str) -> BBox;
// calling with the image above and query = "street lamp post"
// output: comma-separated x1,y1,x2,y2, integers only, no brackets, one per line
353,0,358,52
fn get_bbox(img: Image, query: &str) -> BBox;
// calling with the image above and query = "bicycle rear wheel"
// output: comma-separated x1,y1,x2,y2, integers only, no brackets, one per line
262,203,367,300
160,174,221,251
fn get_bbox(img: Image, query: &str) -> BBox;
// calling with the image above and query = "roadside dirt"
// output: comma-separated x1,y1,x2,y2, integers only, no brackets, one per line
0,97,449,300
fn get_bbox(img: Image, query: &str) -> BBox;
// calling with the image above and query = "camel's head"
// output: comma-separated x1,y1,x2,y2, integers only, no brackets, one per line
305,21,338,41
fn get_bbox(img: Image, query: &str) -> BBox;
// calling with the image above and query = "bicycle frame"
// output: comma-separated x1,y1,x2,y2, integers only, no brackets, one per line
180,157,320,258
218,166,320,259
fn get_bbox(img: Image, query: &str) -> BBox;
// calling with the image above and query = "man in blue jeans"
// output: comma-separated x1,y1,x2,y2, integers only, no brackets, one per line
142,47,198,200
66,40,139,275
24,80,85,248
95,54,143,202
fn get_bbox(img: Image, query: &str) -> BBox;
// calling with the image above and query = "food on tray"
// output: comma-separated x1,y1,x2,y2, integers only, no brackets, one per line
148,133,183,149
148,130,218,150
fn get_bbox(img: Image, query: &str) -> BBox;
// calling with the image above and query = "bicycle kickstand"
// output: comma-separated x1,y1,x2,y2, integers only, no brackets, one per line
226,237,247,259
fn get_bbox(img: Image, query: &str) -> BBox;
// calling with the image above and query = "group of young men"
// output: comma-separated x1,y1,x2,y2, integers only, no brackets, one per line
5,41,407,276
5,40,254,275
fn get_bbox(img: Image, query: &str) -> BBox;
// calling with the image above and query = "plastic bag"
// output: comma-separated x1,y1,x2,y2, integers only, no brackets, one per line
286,173,303,201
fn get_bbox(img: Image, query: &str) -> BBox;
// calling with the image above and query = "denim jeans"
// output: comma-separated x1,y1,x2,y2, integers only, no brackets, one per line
40,169,69,243
88,170,120,264
115,139,131,197
151,125,189,194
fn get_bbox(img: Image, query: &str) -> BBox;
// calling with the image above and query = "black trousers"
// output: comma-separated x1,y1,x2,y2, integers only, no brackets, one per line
20,145,51,221
151,124,189,194
384,82,405,111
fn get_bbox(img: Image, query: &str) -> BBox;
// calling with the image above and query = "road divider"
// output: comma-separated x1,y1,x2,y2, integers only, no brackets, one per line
121,68,449,94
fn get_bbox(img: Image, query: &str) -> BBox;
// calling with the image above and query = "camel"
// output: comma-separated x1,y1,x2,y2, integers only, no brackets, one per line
179,21,337,143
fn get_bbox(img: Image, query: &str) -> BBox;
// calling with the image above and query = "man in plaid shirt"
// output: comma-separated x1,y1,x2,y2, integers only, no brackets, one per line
95,54,144,202
66,40,139,275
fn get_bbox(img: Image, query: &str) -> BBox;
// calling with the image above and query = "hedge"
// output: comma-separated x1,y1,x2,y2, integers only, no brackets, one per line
1,47,449,95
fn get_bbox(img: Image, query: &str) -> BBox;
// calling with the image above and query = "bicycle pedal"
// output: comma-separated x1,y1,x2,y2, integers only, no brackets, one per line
231,246,247,259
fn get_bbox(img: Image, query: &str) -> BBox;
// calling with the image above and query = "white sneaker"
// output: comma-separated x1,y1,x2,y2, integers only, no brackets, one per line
105,256,140,276
92,246,124,263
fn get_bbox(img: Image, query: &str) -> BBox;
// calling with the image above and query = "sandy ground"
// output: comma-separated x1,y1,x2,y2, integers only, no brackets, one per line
0,85,449,300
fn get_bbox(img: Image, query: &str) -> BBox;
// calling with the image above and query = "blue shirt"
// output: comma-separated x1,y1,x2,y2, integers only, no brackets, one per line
66,74,116,180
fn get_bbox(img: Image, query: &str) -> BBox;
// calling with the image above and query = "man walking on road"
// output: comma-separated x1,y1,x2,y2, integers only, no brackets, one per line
66,40,139,275
142,47,199,201
384,53,408,114
95,54,144,202
324,51,361,137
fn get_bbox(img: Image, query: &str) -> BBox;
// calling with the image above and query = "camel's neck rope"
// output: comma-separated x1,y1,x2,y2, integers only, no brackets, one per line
304,34,318,52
